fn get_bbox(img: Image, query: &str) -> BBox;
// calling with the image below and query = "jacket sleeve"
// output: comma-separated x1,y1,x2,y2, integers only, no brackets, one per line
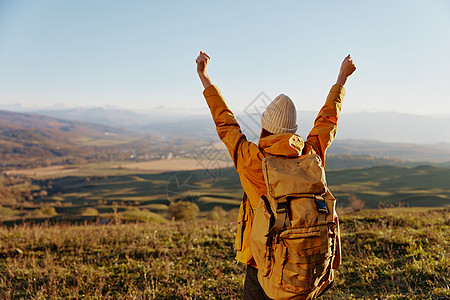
305,84,346,165
203,85,257,173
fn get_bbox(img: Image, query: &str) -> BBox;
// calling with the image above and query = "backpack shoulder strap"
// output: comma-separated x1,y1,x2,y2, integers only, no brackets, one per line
259,146,291,237
266,195,290,238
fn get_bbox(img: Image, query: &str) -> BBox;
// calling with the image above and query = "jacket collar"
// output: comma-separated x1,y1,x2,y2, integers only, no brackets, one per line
258,133,304,157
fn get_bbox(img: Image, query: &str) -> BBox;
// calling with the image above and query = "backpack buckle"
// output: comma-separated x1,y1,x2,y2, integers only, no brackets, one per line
314,195,328,214
276,201,288,213
276,196,288,213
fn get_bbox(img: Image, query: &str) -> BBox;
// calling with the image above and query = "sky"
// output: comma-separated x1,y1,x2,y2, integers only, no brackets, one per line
0,0,449,116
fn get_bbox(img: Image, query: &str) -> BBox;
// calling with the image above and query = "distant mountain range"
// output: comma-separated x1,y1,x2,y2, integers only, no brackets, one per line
0,108,449,169
328,140,450,164
11,106,449,145
2,104,207,128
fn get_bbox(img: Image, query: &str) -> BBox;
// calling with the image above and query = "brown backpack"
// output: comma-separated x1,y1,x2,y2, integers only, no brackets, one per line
250,152,341,300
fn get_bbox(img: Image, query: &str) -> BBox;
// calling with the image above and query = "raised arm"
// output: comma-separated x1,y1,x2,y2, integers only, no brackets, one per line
196,51,213,89
305,54,356,164
196,51,257,172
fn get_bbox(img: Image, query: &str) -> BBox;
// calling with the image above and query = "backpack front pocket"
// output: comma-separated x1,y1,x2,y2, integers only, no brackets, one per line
277,227,334,293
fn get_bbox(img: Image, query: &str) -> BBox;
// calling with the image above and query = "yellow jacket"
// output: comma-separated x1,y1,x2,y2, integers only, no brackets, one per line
203,84,346,266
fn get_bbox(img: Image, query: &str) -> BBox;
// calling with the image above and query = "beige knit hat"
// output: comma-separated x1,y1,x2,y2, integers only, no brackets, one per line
261,94,297,134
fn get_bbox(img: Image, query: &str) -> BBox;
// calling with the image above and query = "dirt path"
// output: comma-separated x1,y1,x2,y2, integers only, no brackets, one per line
113,158,233,172
3,165,80,177
3,158,234,177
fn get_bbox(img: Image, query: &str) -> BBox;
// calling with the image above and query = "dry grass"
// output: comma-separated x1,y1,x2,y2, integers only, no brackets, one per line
0,207,448,299
0,219,243,299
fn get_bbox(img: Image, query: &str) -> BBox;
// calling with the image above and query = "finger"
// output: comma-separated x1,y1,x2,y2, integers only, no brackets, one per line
199,56,209,62
197,56,207,62
200,52,210,59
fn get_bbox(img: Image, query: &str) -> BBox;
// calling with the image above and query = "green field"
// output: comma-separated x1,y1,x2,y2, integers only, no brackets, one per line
327,165,450,208
0,207,448,299
1,163,449,223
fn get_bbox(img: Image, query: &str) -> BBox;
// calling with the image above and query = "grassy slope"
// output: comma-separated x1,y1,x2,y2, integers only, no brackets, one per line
327,165,450,208
30,164,450,218
0,208,448,299
22,167,242,218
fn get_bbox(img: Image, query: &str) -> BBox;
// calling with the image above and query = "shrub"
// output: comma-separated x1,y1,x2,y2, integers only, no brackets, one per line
207,206,227,221
27,205,57,217
119,207,166,223
41,205,57,216
348,194,365,212
167,201,199,221
82,207,99,216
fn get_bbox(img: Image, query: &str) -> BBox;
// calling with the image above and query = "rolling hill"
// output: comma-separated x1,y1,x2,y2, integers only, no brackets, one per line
16,106,450,144
0,110,156,169
1,108,449,170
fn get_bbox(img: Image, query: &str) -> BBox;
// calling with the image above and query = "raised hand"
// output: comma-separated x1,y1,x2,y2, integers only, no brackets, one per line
336,54,356,86
196,51,213,88
196,51,211,75
340,54,356,77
